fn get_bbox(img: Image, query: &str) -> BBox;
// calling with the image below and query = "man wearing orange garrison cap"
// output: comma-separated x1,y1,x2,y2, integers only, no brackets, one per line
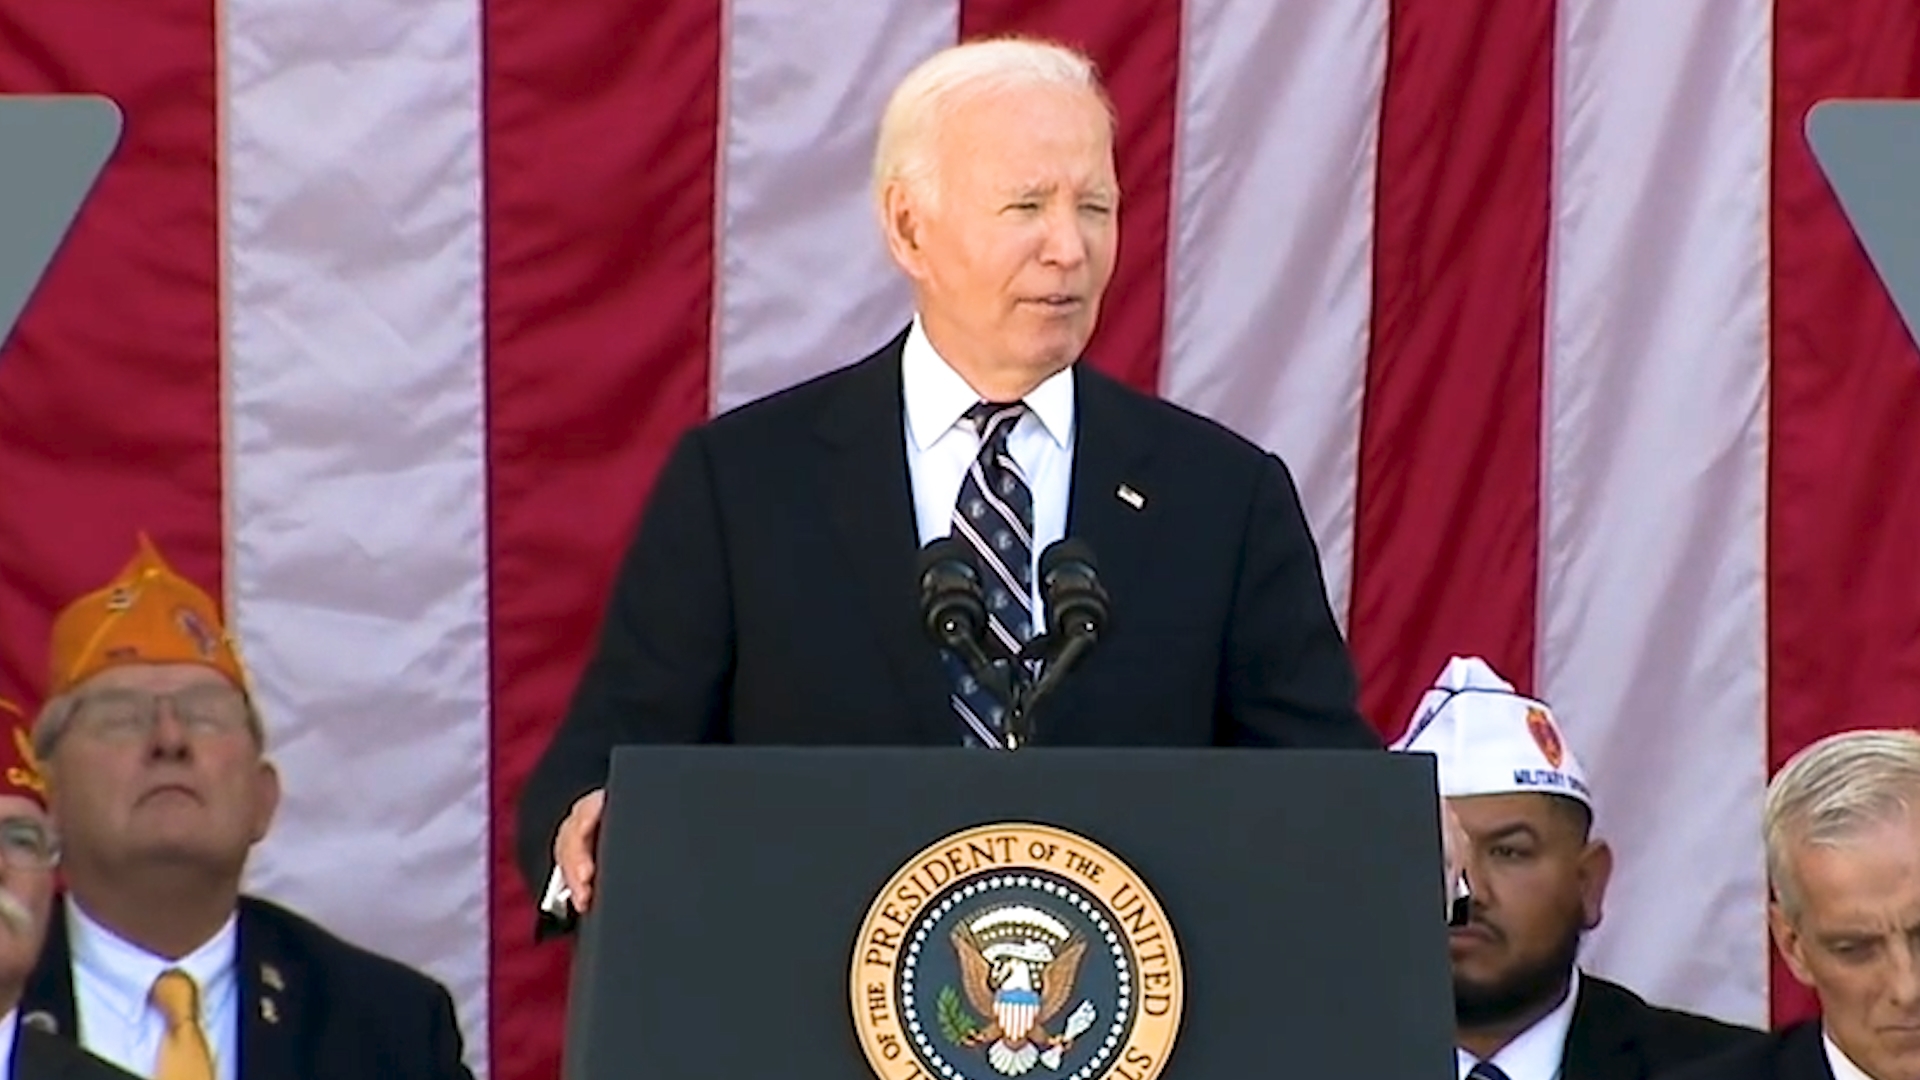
19,537,474,1080
0,697,138,1079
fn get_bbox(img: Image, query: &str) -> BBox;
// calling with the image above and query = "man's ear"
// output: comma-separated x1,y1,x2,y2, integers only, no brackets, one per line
1770,899,1817,987
1577,838,1613,930
250,758,282,844
881,179,928,278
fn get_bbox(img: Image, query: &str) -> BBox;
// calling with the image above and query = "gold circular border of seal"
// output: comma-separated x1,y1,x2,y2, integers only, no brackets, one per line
849,821,1185,1080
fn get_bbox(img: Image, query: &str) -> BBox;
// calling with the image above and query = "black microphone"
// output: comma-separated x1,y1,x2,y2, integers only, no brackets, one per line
916,538,1012,705
1039,538,1109,645
1449,875,1473,927
1007,539,1110,745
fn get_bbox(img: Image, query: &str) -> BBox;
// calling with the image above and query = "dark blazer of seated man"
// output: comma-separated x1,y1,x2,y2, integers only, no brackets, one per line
1660,729,1920,1080
1392,657,1765,1080
0,699,138,1080
516,36,1384,923
19,537,474,1080
13,1022,135,1080
23,895,469,1080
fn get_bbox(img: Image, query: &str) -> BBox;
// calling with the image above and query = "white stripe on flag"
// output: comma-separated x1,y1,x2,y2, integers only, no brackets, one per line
712,2,960,413
1540,0,1772,1025
221,0,492,1071
1159,0,1387,628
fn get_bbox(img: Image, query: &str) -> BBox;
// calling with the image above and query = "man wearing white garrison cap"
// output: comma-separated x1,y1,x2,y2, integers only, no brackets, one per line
1393,657,1760,1080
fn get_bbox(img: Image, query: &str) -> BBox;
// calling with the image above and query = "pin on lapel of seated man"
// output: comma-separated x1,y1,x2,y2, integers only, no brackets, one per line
1392,657,1761,1080
22,534,475,1080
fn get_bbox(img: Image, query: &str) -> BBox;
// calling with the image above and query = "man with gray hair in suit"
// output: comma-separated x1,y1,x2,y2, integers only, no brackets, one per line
1666,728,1920,1080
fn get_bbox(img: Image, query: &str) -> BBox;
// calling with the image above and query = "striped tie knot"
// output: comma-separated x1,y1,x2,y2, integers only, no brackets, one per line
965,400,1027,442
1467,1062,1512,1080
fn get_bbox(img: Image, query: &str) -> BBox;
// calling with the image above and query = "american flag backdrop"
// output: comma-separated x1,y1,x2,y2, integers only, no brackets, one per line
2,1,1918,1078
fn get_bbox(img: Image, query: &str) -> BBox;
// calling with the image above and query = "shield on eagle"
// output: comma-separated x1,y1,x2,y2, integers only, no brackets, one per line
948,904,1092,1075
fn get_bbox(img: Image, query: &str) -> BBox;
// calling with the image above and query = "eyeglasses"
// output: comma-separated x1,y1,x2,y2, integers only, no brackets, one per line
0,816,58,870
68,686,253,744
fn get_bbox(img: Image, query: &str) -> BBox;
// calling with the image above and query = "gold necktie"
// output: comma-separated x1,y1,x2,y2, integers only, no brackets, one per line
150,968,215,1080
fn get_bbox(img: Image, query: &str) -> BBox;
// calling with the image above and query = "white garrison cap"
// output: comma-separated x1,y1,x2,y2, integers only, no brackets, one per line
1388,656,1592,809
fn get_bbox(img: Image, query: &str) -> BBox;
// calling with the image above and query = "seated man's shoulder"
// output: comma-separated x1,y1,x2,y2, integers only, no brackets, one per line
1580,975,1769,1067
1620,999,1797,1068
240,895,454,1005
1648,1013,1812,1080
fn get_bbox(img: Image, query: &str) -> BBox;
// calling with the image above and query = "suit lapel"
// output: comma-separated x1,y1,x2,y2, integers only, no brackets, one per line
236,901,304,1080
1562,978,1639,1080
1782,1021,1836,1080
14,1026,110,1080
10,1026,40,1080
20,896,79,1043
1064,366,1156,574
814,331,956,743
13,1028,61,1080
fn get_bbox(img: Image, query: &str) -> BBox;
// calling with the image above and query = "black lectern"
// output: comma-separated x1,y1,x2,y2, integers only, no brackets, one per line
564,745,1455,1079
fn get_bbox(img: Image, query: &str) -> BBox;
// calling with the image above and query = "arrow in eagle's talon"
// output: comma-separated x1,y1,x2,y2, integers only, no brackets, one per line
1039,1001,1098,1068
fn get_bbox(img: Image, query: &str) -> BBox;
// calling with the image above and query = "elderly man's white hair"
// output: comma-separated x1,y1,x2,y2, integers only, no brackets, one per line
1766,727,1920,921
872,36,1114,213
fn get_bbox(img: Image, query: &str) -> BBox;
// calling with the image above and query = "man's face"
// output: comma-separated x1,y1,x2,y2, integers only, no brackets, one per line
1447,792,1610,1028
884,80,1119,387
44,663,278,879
0,794,56,988
1773,810,1920,1080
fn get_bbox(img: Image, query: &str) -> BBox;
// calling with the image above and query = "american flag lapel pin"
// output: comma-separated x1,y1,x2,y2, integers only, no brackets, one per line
1116,484,1145,510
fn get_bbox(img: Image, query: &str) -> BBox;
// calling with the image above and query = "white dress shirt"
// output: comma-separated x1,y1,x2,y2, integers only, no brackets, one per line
68,900,239,1080
900,315,1076,620
1455,967,1581,1080
1824,1028,1874,1080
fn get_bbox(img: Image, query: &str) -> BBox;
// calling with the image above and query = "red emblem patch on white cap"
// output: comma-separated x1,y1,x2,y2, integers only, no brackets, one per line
1526,706,1565,770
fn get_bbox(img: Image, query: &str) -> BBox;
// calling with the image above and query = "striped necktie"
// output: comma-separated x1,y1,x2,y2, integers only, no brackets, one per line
944,399,1034,747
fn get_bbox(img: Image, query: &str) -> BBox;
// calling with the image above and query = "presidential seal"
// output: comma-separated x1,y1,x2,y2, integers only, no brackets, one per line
851,823,1183,1080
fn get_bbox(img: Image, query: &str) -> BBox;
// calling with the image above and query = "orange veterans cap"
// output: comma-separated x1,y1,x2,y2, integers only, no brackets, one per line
47,533,247,698
0,698,47,808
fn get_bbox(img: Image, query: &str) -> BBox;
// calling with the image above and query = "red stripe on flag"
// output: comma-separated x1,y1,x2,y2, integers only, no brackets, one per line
1351,0,1555,734
0,2,222,703
482,2,721,1076
1768,0,1920,1027
957,0,1181,393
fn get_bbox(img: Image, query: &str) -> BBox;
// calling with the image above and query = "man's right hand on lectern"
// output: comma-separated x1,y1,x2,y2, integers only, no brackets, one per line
551,788,607,914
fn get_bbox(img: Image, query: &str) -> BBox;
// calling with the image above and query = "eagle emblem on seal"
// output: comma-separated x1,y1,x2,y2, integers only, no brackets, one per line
940,904,1099,1076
